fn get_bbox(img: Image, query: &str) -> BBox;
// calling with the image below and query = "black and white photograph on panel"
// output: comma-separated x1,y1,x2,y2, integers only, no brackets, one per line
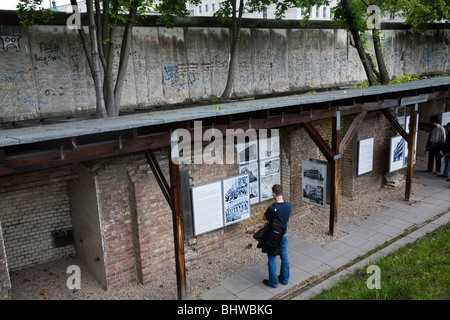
223,175,250,226
389,135,405,172
302,160,327,207
259,157,281,201
239,161,259,204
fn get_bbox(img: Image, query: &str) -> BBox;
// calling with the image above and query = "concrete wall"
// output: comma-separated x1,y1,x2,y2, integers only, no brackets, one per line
0,18,448,122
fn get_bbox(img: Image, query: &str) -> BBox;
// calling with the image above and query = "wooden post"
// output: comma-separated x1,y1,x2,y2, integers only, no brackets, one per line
405,104,418,201
330,112,340,236
169,144,187,300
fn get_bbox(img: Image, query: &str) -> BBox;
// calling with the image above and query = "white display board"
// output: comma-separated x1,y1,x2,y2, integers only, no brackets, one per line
302,160,327,207
223,175,250,226
389,135,405,172
442,111,450,127
357,137,374,176
191,181,224,236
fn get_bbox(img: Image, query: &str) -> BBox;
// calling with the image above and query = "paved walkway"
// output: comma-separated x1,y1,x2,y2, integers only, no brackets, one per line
200,171,450,300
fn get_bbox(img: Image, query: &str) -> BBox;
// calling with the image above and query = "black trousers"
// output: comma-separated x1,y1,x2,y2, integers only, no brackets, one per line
427,143,442,172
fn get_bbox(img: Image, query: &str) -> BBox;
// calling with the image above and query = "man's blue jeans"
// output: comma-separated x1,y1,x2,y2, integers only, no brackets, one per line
267,233,289,287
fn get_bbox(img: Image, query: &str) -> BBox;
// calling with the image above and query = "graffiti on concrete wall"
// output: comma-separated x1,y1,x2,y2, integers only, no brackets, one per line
162,62,214,92
0,35,21,52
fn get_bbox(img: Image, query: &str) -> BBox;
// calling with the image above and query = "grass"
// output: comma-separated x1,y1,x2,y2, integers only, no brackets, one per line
311,222,450,300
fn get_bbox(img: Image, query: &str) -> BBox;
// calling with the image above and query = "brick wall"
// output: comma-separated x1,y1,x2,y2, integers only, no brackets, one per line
68,164,107,288
0,180,75,270
0,222,11,299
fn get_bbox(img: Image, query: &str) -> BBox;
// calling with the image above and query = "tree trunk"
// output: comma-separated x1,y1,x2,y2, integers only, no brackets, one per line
219,0,244,102
86,0,108,118
341,0,377,86
114,8,137,117
372,29,390,84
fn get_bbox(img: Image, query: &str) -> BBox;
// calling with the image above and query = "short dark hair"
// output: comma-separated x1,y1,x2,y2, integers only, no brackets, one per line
272,184,283,196
430,115,439,124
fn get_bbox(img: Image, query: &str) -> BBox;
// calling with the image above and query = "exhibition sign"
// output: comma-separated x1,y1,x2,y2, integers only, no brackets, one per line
442,111,450,127
357,137,374,176
191,181,224,236
302,160,327,207
191,174,250,236
389,135,405,172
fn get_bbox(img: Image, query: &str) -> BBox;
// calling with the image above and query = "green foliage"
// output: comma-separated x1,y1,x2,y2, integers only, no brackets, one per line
384,0,450,31
16,0,53,27
352,80,368,88
388,73,419,84
311,222,450,300
212,0,330,24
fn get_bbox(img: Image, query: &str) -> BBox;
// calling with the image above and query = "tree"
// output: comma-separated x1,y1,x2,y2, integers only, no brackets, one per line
332,0,378,85
385,0,450,31
17,0,197,118
215,0,330,102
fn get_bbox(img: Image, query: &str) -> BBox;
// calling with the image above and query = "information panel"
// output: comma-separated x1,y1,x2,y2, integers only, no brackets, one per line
389,135,405,172
191,181,224,236
357,137,374,176
302,160,327,207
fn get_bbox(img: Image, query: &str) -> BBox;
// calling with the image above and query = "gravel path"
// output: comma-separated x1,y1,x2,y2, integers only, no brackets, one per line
10,174,424,300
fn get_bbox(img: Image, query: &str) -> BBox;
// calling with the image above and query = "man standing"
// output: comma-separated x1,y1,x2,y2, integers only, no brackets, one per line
426,115,446,174
263,184,291,288
439,122,450,180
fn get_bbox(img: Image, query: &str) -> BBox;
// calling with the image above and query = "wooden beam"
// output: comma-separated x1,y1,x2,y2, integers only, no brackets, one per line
329,115,340,237
144,149,173,211
339,110,367,155
302,122,335,163
169,145,187,300
381,108,408,140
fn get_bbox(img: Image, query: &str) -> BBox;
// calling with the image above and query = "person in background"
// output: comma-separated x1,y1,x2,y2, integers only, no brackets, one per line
425,115,446,175
439,122,450,180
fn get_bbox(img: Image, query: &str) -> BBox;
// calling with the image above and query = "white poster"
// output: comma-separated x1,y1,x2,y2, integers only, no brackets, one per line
259,157,281,201
192,181,224,236
240,161,259,205
389,135,405,172
357,137,374,176
302,160,327,207
223,175,250,226
442,111,450,127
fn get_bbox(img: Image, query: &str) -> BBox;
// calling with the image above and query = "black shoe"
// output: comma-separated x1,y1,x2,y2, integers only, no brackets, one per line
263,279,277,288
438,174,448,178
278,276,288,285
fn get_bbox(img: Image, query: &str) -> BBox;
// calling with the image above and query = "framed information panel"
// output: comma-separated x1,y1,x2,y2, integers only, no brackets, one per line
389,135,405,172
191,181,224,236
302,160,327,207
357,137,374,176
